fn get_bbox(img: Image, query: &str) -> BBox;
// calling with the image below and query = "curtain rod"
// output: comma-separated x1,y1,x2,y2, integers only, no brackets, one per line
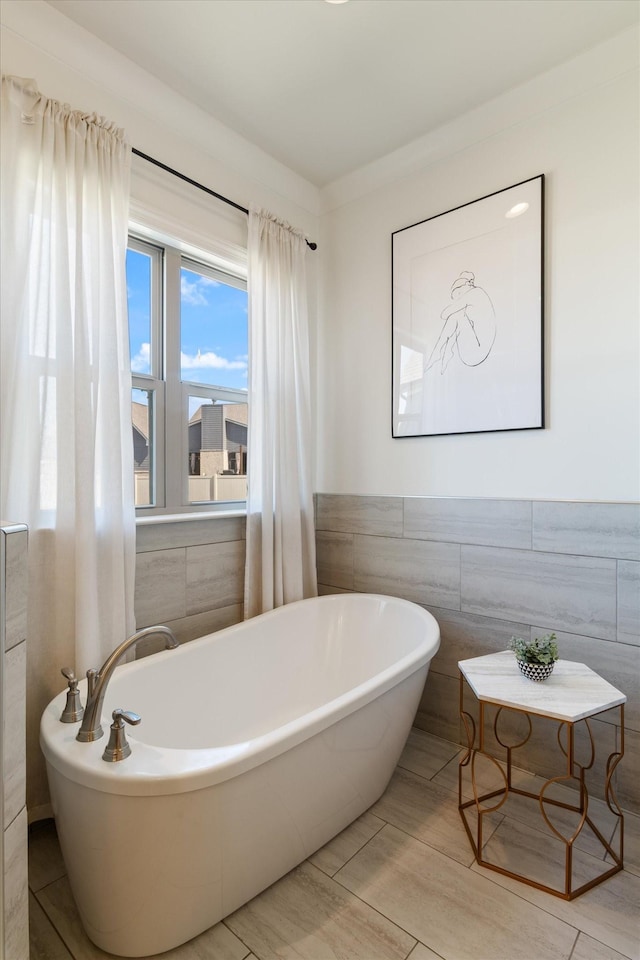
132,148,317,251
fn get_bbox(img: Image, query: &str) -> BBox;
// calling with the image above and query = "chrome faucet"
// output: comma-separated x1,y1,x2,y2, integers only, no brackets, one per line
76,625,179,743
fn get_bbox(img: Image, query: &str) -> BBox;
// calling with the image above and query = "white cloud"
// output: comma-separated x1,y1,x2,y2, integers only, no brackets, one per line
131,342,151,373
181,274,219,306
180,350,247,371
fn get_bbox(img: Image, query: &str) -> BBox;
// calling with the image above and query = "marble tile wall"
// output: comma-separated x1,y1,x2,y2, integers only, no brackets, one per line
315,495,640,813
134,516,246,656
1,522,29,960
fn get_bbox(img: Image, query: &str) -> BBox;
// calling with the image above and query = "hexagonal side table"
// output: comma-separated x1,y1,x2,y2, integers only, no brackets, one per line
458,650,626,900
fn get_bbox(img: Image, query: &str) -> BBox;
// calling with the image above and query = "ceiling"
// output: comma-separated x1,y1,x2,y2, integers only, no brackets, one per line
45,0,639,186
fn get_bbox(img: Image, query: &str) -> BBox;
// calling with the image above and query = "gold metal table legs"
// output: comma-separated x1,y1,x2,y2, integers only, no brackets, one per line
458,673,624,900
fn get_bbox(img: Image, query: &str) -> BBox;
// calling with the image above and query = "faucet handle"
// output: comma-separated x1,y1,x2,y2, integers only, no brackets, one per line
102,708,141,762
116,709,141,726
60,667,84,723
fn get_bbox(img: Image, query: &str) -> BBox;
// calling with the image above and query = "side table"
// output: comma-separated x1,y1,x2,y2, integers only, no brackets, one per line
458,650,626,900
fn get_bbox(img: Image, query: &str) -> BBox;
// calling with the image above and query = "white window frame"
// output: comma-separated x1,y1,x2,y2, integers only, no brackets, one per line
129,234,248,517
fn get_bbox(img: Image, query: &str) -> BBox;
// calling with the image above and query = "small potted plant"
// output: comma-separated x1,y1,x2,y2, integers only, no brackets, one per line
509,633,559,682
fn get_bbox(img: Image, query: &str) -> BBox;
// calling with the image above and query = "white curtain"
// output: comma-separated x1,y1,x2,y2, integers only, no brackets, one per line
244,207,317,618
0,75,136,678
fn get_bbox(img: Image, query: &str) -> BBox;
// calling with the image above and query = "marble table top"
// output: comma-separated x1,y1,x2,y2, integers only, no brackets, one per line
458,650,626,722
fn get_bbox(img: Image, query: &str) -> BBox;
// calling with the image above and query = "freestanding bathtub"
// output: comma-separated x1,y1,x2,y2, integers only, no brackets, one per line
41,593,440,957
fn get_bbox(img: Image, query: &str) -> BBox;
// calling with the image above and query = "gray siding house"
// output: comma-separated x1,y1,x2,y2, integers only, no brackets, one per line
188,403,248,476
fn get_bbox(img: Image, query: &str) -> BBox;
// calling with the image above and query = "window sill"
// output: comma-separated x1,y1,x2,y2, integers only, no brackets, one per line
136,509,246,526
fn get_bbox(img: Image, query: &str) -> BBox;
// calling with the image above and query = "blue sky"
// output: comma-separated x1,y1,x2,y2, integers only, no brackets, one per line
126,249,248,392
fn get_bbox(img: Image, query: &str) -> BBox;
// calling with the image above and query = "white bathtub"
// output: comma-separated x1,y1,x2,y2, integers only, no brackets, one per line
41,593,440,957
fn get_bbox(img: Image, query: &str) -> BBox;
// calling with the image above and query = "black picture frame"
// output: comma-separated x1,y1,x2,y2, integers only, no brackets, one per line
392,175,545,438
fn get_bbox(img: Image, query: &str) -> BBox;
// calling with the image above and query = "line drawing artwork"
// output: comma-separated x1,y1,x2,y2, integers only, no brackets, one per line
424,270,496,376
392,175,543,437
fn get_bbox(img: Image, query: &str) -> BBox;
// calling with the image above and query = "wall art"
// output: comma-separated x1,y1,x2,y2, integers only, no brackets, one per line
392,175,544,437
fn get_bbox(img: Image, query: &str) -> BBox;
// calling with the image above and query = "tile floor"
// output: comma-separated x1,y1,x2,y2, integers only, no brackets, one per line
28,729,640,960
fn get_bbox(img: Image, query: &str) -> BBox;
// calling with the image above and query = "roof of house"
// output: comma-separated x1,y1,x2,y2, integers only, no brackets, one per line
131,401,149,441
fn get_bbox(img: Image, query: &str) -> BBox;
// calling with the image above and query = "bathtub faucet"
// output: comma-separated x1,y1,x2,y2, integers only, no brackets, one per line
76,625,179,743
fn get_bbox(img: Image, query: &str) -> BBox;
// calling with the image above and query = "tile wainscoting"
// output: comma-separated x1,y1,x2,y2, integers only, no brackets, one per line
133,498,639,812
134,515,246,656
315,495,640,813
1,522,29,960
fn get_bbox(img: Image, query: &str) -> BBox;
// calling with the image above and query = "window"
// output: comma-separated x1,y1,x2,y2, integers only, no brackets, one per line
127,237,248,514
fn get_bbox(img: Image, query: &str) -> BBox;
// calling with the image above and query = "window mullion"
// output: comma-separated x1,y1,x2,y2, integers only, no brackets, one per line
150,244,163,381
164,247,184,509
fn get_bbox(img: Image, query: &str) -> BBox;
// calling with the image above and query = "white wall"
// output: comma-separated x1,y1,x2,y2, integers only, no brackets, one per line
5,7,637,507
0,0,320,253
317,30,640,502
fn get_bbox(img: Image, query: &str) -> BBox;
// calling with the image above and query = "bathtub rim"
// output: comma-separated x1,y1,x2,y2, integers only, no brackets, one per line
40,593,440,798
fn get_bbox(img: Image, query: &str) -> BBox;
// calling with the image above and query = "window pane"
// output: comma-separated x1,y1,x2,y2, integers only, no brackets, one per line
180,266,248,389
132,388,154,506
126,248,152,375
187,397,247,503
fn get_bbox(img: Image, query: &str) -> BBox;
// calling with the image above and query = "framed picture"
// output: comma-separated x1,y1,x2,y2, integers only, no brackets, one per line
392,175,544,438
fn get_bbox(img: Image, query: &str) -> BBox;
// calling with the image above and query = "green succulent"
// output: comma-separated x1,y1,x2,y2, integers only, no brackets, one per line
509,633,559,665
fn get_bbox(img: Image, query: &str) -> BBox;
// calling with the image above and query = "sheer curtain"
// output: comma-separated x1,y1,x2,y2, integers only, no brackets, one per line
0,76,136,681
244,208,317,617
